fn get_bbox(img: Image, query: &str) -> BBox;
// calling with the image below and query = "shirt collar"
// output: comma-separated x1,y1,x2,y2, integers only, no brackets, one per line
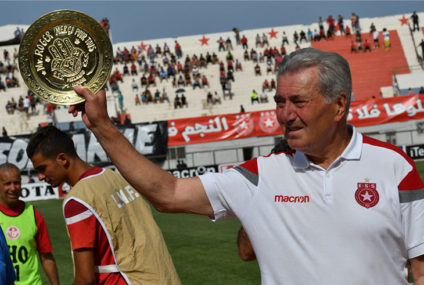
292,124,362,170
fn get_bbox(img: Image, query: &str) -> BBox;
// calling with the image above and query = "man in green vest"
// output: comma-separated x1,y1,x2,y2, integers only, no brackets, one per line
0,163,59,285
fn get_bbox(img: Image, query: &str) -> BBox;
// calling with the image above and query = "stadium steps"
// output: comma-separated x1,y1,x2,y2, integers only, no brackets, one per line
311,30,410,101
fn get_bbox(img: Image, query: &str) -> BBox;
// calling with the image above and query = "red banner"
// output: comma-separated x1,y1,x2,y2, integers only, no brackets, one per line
168,94,424,146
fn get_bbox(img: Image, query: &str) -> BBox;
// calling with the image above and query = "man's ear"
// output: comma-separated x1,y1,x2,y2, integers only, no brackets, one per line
56,152,70,167
335,92,348,121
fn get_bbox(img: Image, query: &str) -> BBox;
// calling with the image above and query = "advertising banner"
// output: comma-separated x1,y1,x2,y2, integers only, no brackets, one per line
168,94,424,145
0,121,168,170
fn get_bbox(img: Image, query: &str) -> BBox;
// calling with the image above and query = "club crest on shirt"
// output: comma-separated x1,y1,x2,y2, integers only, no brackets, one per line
355,182,379,209
6,225,20,240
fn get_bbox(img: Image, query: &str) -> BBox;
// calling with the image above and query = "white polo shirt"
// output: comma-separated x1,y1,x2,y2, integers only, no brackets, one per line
200,126,424,285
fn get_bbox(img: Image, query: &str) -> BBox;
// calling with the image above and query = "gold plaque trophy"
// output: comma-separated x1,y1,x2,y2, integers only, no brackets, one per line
19,10,113,105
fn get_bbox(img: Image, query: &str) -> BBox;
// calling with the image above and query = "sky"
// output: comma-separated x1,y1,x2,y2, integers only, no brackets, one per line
0,1,423,43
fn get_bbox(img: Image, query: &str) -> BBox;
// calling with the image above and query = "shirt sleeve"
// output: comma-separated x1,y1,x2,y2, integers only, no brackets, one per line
34,207,53,253
63,199,96,250
0,226,16,284
398,157,424,259
200,158,259,221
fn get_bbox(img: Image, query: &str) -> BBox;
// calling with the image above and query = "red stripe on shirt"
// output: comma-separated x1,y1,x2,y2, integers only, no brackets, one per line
363,135,424,191
239,157,259,175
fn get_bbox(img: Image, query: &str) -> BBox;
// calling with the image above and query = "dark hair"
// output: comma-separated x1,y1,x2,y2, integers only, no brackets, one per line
26,126,77,159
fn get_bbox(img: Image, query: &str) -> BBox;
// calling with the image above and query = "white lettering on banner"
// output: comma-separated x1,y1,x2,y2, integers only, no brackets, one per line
180,116,229,142
72,134,87,162
87,133,108,162
356,105,381,119
7,139,29,170
110,185,140,208
135,124,157,154
20,183,59,202
0,142,12,165
383,99,424,117
168,122,178,137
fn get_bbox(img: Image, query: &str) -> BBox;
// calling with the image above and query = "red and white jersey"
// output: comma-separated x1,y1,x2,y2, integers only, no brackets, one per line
201,126,424,284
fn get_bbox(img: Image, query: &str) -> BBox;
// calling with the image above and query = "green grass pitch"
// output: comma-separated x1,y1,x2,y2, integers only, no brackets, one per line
34,160,424,284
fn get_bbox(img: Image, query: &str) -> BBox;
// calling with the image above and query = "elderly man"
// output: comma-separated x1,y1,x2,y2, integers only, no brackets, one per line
0,163,59,285
70,48,424,284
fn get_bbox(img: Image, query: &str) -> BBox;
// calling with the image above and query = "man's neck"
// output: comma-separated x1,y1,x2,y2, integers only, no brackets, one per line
307,125,352,170
67,159,93,186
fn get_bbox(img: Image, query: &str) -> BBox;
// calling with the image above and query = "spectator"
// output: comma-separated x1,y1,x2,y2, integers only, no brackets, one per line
235,59,242,71
251,90,259,104
181,94,188,107
192,78,201,90
123,64,129,76
411,11,420,31
383,28,390,51
161,88,170,103
263,79,270,91
240,104,245,113
241,35,248,49
408,88,415,95
373,29,380,48
419,86,424,94
174,41,182,58
254,64,261,76
206,92,213,105
201,75,209,88
350,41,358,53
418,39,424,59
282,32,289,45
338,15,345,35
131,79,138,91
260,91,268,103
117,91,124,111
2,127,7,137
217,37,225,52
213,92,221,104
262,33,269,47
255,34,261,47
174,94,182,109
363,40,371,52
135,94,141,105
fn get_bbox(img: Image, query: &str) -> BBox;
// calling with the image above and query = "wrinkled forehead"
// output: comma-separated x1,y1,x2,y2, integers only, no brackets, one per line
0,169,21,181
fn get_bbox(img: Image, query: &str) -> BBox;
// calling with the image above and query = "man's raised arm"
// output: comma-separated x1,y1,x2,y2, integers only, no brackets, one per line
70,86,213,216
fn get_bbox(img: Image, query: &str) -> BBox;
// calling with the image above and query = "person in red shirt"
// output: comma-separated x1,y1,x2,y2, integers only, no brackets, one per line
0,163,59,284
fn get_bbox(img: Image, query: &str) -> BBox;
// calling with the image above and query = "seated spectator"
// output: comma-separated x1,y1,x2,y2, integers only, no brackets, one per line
184,72,192,86
110,81,120,93
217,37,225,52
235,59,242,71
263,79,269,91
254,64,261,76
256,34,262,47
177,75,185,87
213,92,222,104
226,51,233,62
225,37,233,51
199,54,207,68
244,50,249,61
419,86,424,94
154,89,161,102
251,90,259,104
193,78,201,90
227,70,234,82
363,40,371,52
147,73,156,87
355,30,362,43
299,30,307,43
270,78,276,90
206,92,213,105
159,68,168,82
135,94,141,105
227,59,234,72
114,68,123,82
345,25,351,37
350,41,357,53
241,35,248,49
131,79,138,91
181,94,188,107
262,33,269,47
131,63,137,75
408,88,415,96
145,89,153,103
161,88,170,103
192,64,200,78
260,91,268,103
123,64,129,75
211,52,219,64
141,92,147,104
140,74,147,87
266,60,273,75
174,94,182,108
201,75,209,88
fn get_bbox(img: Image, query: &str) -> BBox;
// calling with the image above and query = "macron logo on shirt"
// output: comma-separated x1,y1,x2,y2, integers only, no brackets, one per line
274,195,310,203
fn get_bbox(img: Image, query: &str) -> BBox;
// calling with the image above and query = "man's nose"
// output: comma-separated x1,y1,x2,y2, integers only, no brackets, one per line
38,173,45,181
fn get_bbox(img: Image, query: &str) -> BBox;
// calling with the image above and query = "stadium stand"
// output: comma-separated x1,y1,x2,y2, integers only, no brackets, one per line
0,12,423,136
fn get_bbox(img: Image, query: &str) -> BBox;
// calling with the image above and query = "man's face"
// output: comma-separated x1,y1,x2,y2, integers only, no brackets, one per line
274,67,343,156
0,169,21,208
30,152,67,187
